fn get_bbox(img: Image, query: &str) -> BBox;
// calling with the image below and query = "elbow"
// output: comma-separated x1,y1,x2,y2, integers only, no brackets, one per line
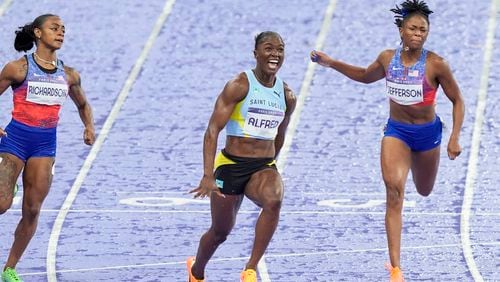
204,125,220,141
452,96,465,110
358,75,378,84
355,74,375,84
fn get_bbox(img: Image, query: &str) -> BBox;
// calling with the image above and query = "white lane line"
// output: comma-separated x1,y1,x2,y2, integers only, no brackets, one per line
7,208,500,216
258,0,339,280
0,0,13,17
23,241,500,278
460,0,499,281
45,1,177,281
274,0,338,168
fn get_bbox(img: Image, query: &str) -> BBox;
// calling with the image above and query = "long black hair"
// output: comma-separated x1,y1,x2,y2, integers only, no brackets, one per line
14,14,58,52
390,0,433,27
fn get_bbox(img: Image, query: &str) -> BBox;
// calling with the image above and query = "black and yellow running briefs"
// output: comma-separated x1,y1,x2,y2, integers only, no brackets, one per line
214,149,276,195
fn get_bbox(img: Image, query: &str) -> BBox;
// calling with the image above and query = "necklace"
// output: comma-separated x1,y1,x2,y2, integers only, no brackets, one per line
34,52,57,67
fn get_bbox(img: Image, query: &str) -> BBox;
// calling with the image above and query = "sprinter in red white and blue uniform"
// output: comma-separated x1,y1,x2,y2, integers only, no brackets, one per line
310,0,465,280
0,14,95,281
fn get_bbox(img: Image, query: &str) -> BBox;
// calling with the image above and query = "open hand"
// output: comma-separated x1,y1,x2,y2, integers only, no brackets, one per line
189,175,225,199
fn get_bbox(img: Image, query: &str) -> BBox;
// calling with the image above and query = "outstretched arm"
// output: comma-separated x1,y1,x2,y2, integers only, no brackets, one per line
310,50,389,84
65,66,95,146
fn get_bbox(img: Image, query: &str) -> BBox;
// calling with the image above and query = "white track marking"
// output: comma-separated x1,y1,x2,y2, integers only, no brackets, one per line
7,208,500,216
460,0,498,281
274,0,337,168
0,0,13,17
22,241,499,278
45,1,177,281
257,0,339,280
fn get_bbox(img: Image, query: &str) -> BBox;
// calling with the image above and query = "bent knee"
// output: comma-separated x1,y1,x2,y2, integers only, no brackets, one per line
212,229,230,244
385,185,404,208
0,197,13,214
261,198,282,212
23,204,42,219
0,202,11,214
416,186,433,197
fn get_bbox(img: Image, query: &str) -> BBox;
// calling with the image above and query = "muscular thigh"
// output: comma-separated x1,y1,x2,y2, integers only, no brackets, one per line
411,146,440,189
0,153,24,181
0,153,24,202
245,168,283,207
381,137,412,187
22,157,55,205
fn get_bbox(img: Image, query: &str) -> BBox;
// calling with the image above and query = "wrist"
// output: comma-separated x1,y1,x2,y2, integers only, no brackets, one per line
326,58,335,68
449,132,460,141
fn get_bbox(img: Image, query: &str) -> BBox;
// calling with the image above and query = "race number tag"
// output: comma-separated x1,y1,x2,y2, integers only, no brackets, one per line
386,80,423,105
243,107,284,139
26,81,68,105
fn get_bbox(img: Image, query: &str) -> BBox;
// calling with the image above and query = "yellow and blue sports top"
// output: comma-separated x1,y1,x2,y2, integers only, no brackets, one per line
226,70,286,140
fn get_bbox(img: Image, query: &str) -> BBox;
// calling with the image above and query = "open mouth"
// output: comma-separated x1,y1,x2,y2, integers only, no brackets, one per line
268,59,279,69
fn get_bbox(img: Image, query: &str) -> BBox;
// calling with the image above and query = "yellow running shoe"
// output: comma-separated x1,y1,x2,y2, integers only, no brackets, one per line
240,269,257,282
186,257,204,282
385,262,405,282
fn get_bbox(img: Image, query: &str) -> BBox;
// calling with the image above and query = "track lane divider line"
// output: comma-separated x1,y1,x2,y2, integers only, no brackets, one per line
45,1,177,281
258,0,339,281
460,0,498,281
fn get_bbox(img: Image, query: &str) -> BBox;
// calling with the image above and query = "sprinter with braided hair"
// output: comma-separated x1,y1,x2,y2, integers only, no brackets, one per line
391,0,433,28
311,1,464,281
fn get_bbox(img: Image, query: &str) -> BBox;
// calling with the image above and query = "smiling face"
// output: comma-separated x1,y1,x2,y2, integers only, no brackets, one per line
399,14,429,50
253,35,285,75
34,16,65,50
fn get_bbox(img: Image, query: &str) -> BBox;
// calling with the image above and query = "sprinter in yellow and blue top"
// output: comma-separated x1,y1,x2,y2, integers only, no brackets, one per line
226,70,286,140
188,31,297,282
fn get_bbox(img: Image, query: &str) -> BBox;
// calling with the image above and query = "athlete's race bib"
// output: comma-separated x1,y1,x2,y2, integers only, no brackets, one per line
26,81,68,105
386,80,423,105
243,107,284,139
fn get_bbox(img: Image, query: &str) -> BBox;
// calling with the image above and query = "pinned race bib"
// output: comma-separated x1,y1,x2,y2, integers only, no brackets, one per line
243,107,284,139
26,81,68,105
386,80,423,105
